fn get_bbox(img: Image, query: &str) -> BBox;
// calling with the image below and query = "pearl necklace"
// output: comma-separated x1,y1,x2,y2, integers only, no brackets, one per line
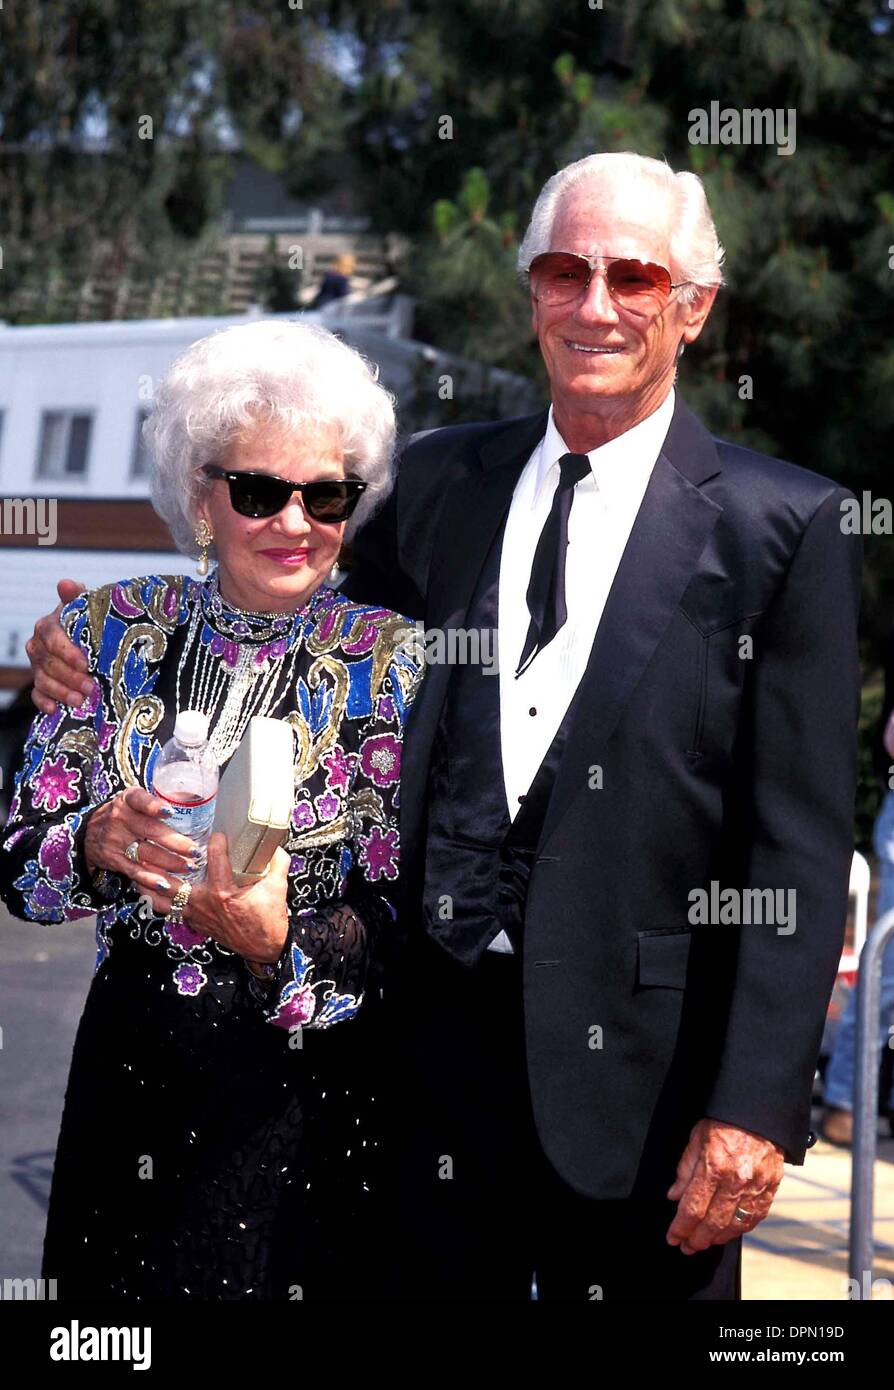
174,572,324,767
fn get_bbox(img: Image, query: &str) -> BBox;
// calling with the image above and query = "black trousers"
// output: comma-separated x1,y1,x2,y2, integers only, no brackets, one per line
374,929,741,1302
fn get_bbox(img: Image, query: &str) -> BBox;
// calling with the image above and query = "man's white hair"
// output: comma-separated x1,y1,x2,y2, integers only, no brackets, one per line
146,318,396,557
517,152,725,302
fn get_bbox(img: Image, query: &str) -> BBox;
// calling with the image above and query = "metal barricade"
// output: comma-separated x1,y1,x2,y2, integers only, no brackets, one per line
848,905,894,1292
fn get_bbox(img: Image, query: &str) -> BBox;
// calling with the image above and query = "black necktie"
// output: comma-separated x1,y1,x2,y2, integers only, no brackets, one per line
515,451,591,678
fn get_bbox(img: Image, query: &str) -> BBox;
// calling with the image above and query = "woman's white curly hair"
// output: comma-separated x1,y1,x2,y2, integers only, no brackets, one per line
146,318,396,557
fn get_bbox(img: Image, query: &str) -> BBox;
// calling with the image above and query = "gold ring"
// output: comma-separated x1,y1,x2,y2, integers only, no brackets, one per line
733,1207,752,1223
125,840,140,863
165,880,193,928
171,882,192,912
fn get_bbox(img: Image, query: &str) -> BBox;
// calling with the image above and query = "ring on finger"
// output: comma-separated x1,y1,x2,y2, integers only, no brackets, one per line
166,881,193,926
733,1206,753,1223
171,882,192,912
124,840,141,864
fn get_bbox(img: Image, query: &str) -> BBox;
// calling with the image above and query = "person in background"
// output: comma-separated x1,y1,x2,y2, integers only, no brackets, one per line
310,252,355,310
1,318,422,1300
821,627,894,1144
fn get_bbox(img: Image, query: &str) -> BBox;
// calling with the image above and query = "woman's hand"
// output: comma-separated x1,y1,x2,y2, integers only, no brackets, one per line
84,788,199,887
148,834,290,965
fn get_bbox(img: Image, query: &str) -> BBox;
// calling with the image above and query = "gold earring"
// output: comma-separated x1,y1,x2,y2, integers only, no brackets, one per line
195,520,213,577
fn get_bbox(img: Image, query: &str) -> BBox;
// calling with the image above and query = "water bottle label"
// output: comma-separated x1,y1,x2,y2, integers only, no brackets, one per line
159,796,217,841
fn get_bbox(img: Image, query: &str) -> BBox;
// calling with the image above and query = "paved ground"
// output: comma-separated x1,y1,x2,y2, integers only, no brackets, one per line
0,903,95,1281
2,898,892,1297
743,1130,894,1300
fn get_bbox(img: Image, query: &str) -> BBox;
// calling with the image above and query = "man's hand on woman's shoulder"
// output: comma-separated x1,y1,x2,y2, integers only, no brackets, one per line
26,578,91,715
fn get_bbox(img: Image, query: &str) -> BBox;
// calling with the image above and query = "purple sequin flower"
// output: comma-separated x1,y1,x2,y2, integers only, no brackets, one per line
173,962,207,996
377,694,396,722
322,744,356,793
289,854,307,876
315,791,340,822
291,801,314,831
38,824,73,882
270,984,317,1029
31,881,64,911
359,733,401,787
358,824,399,881
32,755,80,813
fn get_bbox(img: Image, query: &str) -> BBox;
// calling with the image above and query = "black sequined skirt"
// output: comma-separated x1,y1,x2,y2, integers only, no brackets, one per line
41,937,384,1301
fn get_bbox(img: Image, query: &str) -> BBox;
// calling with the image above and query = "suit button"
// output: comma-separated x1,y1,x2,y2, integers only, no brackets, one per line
806,1129,818,1149
529,707,537,716
518,795,526,804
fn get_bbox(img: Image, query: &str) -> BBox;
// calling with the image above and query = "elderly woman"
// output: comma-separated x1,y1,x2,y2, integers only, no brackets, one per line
0,319,423,1300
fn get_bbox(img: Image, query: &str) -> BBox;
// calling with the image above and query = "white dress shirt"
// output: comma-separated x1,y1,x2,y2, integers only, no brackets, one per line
487,388,676,953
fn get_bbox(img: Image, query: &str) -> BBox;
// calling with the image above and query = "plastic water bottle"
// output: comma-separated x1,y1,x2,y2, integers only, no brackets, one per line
152,711,219,883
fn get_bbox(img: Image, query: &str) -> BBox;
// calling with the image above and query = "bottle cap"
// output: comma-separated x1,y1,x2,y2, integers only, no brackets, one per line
173,710,210,748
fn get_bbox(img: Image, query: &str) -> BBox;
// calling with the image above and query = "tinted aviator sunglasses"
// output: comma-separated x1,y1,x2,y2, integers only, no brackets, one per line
527,252,691,312
203,466,367,522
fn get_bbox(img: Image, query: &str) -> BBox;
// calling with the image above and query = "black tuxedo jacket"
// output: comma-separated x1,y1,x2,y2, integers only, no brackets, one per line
342,395,862,1200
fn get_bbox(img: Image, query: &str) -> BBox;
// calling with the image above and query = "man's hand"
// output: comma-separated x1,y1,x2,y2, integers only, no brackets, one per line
666,1118,785,1254
26,579,92,715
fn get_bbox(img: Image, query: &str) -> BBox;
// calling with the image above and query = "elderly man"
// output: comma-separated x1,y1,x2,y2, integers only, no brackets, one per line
27,152,861,1302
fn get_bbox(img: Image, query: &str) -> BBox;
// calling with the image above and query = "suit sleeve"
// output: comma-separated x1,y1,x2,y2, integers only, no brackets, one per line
703,488,862,1163
340,446,426,617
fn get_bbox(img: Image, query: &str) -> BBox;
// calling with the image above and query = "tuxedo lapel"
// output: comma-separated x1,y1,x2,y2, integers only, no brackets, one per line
537,399,724,852
399,410,549,867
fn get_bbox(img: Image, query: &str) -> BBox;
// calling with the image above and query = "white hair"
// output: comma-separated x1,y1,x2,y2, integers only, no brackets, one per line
517,152,725,302
146,318,396,557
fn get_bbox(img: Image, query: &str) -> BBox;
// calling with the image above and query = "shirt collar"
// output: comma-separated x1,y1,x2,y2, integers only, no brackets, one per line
536,388,676,506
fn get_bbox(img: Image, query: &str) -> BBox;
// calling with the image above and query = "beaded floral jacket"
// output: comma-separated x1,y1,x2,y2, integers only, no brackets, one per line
0,572,424,1030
